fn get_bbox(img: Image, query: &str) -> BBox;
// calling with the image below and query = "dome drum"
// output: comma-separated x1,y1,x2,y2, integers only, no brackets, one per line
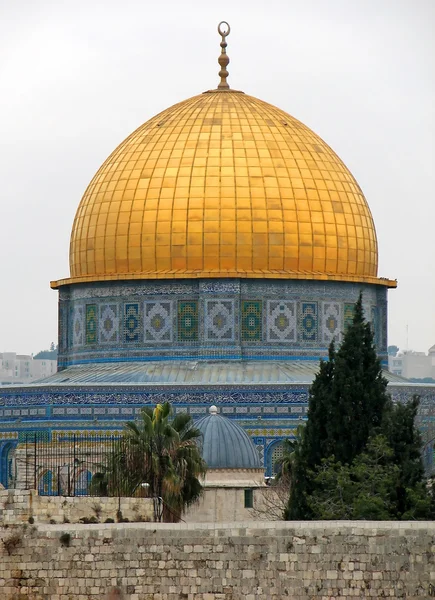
57,277,388,369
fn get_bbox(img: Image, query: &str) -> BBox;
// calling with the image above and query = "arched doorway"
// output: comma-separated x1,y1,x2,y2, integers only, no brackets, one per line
37,470,53,496
0,442,17,488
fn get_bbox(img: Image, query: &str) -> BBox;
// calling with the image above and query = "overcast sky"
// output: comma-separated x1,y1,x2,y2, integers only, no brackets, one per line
0,0,434,355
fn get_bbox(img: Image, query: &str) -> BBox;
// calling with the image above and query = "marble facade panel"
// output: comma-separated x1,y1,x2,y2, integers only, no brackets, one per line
266,300,297,342
204,299,235,342
71,305,84,347
144,301,173,342
321,301,342,344
99,304,119,344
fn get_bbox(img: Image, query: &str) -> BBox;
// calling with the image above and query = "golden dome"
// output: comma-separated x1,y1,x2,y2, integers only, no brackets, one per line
52,89,395,289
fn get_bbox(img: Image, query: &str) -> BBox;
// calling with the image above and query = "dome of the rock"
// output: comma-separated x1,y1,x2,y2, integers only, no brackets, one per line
1,22,416,495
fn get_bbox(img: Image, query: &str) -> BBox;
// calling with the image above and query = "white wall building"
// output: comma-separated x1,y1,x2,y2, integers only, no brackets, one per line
388,346,435,380
0,353,57,385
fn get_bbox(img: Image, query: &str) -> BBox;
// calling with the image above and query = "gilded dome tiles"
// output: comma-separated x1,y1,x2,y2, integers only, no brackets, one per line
52,90,395,289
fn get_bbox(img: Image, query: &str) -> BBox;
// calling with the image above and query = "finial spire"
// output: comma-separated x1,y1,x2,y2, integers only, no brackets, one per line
217,21,231,90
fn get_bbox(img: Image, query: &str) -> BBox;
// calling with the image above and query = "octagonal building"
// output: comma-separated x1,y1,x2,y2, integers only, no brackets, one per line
52,53,395,367
3,23,431,488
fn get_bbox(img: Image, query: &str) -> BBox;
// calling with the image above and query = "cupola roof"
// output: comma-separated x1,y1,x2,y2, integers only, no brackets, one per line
51,22,395,290
195,406,261,470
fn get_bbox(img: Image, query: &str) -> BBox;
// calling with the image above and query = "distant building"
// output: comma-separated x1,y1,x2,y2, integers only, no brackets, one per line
0,353,57,385
388,347,435,380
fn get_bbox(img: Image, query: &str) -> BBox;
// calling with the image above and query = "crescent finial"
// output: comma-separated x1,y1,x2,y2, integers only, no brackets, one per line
217,21,231,90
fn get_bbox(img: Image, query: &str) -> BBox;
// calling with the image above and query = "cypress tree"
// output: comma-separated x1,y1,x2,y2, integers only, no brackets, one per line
286,292,390,518
286,342,336,519
303,341,336,468
381,395,426,517
303,292,388,468
329,293,389,464
284,428,309,519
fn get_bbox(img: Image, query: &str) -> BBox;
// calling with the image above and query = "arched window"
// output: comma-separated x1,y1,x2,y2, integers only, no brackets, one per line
0,442,17,488
271,442,285,475
38,470,53,496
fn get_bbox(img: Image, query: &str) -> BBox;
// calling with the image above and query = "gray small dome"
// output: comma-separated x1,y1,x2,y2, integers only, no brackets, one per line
195,408,261,469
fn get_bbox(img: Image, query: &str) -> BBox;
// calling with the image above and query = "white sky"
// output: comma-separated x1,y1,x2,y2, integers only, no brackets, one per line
0,0,434,355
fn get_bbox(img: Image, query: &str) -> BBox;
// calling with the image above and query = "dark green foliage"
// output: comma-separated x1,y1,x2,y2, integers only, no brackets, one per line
307,436,399,520
90,402,207,522
3,531,23,555
329,295,388,465
380,396,426,517
286,293,432,520
286,342,337,519
274,438,297,482
33,348,58,360
283,426,308,520
296,295,389,472
303,343,336,469
305,434,433,520
79,516,99,524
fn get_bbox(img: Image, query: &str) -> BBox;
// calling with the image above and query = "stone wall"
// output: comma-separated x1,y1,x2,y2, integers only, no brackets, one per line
184,487,257,523
0,489,154,525
184,486,283,523
0,520,434,599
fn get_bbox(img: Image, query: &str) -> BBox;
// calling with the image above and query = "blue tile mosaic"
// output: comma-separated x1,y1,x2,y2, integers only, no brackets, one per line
371,305,378,345
205,299,235,342
99,304,119,344
300,302,318,342
321,301,341,344
58,304,67,352
72,306,84,347
266,301,296,342
85,304,97,345
178,301,198,341
1,380,434,479
57,279,388,367
241,300,262,342
144,301,173,342
124,303,140,343
343,303,354,332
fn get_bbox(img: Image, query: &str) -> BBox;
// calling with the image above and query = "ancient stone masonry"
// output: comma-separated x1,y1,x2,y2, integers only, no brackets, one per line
0,490,153,526
0,520,434,599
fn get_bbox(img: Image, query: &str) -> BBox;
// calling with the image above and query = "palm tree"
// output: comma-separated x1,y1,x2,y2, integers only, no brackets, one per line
91,403,207,522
